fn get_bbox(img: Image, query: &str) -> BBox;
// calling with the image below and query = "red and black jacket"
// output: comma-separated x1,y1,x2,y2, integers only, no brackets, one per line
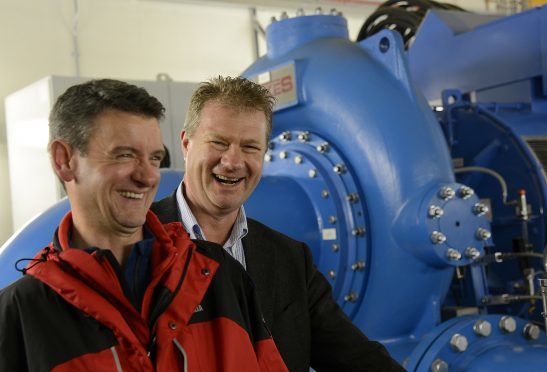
0,211,287,371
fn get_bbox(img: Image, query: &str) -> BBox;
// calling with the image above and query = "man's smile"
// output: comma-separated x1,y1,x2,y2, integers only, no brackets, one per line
213,173,243,185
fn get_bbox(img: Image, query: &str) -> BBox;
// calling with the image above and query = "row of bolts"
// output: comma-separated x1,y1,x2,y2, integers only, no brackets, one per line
431,316,541,371
271,8,343,23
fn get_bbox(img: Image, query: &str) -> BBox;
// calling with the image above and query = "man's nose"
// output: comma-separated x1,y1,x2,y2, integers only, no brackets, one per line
133,160,159,187
221,146,244,170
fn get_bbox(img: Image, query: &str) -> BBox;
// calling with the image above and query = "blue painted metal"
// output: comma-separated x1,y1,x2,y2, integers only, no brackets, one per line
0,169,183,289
241,12,492,361
405,314,547,371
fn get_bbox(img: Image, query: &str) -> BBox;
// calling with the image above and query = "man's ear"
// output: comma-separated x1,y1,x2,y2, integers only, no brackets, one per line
181,130,190,161
50,140,77,182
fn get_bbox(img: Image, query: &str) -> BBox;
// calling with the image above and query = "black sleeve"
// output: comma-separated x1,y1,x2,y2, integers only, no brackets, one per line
304,244,406,372
0,282,29,372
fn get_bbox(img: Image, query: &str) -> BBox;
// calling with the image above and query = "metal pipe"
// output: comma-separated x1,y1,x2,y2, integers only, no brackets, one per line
454,166,511,204
72,0,81,77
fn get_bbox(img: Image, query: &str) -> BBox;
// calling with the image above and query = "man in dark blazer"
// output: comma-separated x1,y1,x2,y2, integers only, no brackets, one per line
152,76,404,371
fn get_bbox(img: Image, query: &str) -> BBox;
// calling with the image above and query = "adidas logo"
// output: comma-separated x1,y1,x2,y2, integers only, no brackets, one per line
194,304,204,313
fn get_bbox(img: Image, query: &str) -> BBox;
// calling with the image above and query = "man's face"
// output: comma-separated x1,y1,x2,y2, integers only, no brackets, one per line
182,101,267,220
67,110,164,235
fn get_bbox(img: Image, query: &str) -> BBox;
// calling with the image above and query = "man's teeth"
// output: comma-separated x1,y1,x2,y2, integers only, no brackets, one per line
120,191,144,199
214,174,241,184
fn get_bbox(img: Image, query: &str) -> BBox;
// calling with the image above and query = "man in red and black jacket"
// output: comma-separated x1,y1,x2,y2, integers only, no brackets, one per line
0,79,287,372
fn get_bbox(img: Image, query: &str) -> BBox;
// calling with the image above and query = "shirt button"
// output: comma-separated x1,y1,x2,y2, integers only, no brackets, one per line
201,268,210,276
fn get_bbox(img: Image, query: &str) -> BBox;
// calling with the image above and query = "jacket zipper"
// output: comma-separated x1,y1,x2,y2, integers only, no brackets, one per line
146,247,194,358
172,338,188,372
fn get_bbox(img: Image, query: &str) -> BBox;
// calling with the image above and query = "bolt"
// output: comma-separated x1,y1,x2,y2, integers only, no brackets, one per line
523,323,541,340
344,292,357,302
279,131,291,141
499,316,517,333
294,155,303,164
316,143,329,153
270,16,277,22
351,261,365,271
315,7,323,14
264,154,272,162
476,228,491,240
473,320,492,337
439,186,456,200
446,248,461,261
428,205,444,218
308,169,317,178
352,227,365,236
431,359,448,372
465,247,481,260
328,270,336,279
431,231,447,244
296,8,304,16
450,333,468,352
297,131,310,142
331,243,340,252
346,193,359,203
459,186,475,199
329,215,337,224
333,164,346,174
279,151,288,159
280,11,289,19
330,8,337,15
473,203,489,216
321,189,329,198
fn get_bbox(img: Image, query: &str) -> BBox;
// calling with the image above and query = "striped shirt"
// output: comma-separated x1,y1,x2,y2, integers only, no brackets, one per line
175,182,248,269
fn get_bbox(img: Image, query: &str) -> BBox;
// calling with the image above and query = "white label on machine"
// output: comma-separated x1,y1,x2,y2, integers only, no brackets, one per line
250,61,298,111
322,228,337,240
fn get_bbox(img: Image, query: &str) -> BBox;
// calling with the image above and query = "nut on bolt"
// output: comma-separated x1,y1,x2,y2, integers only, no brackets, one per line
428,205,444,218
279,151,288,159
465,247,481,260
499,316,517,333
459,186,474,199
352,227,365,236
476,228,491,240
450,333,468,352
446,248,461,261
333,164,346,174
328,270,336,279
351,261,365,271
473,203,489,216
346,193,359,203
473,320,492,337
294,155,303,164
344,292,357,302
279,131,291,141
439,186,456,200
431,231,447,244
523,323,541,340
308,169,317,178
431,359,448,372
297,131,310,142
316,143,329,153
264,154,272,162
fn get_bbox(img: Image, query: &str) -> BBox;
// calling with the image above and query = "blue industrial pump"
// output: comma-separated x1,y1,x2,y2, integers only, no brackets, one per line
2,7,547,372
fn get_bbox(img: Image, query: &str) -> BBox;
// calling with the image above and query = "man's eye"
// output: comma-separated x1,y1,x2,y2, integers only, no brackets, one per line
243,146,261,153
118,153,134,159
211,141,227,148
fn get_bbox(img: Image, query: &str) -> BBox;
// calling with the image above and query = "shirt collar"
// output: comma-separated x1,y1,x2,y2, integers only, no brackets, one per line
175,182,248,247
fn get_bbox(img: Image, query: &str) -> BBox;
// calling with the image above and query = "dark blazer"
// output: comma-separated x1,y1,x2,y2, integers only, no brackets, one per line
152,193,404,372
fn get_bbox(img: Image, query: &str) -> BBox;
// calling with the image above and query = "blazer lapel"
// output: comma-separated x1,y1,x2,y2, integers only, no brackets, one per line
243,220,277,328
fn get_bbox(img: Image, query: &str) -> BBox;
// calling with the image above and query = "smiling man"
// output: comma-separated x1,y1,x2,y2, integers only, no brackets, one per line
0,79,287,371
152,76,404,371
